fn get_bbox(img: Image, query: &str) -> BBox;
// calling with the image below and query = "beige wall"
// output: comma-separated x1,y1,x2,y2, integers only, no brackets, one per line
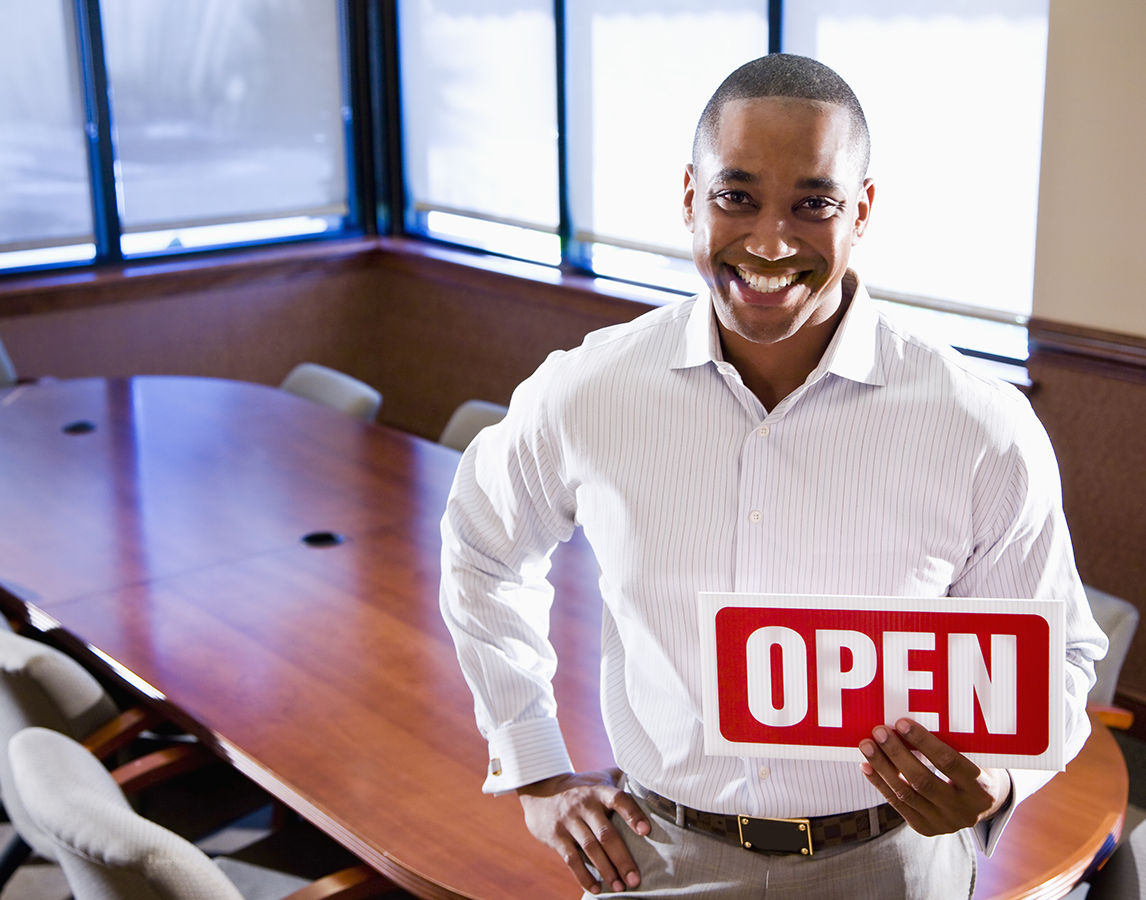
1033,0,1146,335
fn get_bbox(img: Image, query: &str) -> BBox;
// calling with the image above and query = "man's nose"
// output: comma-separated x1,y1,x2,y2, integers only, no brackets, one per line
744,213,797,261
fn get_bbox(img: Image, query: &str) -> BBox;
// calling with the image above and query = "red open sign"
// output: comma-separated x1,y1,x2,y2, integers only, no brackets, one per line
699,594,1065,770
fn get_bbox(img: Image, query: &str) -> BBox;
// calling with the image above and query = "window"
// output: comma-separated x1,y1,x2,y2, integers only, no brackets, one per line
0,0,95,268
102,0,349,257
401,0,1046,361
0,0,353,271
1,1,1047,364
785,0,1046,361
563,1,769,293
398,0,562,263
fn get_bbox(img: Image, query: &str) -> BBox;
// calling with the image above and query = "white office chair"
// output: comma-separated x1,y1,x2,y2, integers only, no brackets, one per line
1077,816,1146,898
438,399,508,452
279,363,382,423
0,628,127,880
0,629,264,889
9,727,398,900
1085,585,1140,718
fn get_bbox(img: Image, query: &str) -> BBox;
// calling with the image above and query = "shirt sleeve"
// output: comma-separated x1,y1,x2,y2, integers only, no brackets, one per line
439,355,580,794
950,394,1107,856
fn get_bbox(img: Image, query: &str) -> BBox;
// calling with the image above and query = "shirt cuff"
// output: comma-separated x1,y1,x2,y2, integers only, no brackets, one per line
481,717,575,795
972,768,1056,856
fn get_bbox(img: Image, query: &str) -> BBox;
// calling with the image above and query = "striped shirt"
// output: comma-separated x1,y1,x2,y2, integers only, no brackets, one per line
440,273,1106,855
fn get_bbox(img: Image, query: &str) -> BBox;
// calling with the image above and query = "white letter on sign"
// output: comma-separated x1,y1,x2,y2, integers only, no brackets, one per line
746,626,808,727
883,632,940,730
816,630,877,728
948,633,1018,734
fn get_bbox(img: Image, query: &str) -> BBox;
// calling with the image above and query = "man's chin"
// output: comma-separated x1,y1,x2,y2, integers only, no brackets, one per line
714,300,805,348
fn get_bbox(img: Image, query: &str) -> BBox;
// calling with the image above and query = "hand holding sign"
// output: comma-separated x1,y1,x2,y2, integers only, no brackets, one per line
859,717,1012,835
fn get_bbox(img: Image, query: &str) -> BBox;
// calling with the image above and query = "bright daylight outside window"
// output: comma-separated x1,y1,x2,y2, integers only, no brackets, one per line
0,0,95,271
786,0,1047,361
398,0,561,264
564,0,769,295
100,0,348,257
402,0,1046,364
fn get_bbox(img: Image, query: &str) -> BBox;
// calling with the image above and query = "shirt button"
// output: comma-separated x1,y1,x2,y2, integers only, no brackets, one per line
749,510,762,523
758,424,770,437
758,767,770,780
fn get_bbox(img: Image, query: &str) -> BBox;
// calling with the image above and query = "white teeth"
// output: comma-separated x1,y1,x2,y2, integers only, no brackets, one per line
736,267,799,292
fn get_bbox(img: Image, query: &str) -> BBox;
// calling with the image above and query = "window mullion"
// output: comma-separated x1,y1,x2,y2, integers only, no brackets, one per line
343,0,378,236
554,0,579,272
769,0,784,53
375,0,404,236
73,0,122,265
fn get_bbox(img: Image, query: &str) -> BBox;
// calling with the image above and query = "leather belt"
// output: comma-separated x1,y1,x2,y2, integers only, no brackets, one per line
629,781,902,857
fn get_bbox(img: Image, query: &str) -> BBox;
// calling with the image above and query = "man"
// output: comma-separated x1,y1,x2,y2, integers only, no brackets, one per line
440,54,1105,898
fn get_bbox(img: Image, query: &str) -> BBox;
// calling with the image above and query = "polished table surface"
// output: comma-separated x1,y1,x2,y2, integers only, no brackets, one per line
0,377,1127,900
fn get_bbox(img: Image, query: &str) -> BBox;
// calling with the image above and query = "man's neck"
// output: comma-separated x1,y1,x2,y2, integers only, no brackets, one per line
719,280,855,411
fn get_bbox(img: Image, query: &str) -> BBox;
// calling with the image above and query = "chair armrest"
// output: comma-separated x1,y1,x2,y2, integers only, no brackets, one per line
282,864,397,900
1088,703,1134,731
111,744,218,795
82,706,166,760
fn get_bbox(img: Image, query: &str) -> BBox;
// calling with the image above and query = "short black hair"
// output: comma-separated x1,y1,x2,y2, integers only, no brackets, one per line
693,54,870,180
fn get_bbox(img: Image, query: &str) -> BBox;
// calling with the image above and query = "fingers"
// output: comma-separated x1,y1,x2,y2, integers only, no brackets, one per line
859,723,944,833
609,785,652,839
518,771,646,893
858,718,1009,835
562,805,629,893
893,719,981,786
580,796,643,893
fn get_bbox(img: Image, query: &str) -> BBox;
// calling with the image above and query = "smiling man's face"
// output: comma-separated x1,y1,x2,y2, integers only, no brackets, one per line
684,96,874,351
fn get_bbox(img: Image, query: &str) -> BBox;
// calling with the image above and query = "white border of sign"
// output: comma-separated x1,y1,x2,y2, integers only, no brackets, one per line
698,593,1065,771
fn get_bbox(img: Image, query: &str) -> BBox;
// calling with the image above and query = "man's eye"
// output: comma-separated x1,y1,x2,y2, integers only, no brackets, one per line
713,190,753,209
798,197,843,218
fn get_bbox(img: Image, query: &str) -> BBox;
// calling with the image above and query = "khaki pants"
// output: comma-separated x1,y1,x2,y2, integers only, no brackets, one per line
587,794,976,900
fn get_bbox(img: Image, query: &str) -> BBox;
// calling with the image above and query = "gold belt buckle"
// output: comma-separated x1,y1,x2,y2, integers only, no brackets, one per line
736,815,814,856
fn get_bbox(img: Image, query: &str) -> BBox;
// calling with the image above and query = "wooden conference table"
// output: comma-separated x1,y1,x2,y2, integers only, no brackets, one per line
0,376,1126,900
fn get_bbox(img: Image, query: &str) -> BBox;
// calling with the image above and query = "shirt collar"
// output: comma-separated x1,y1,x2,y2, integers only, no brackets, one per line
675,271,887,388
817,271,887,388
676,289,723,370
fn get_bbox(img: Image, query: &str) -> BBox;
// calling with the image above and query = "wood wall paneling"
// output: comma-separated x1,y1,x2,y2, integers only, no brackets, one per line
0,239,654,443
0,241,386,393
368,241,654,439
1028,319,1146,713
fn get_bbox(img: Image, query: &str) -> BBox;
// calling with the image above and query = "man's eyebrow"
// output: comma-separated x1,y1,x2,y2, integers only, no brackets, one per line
797,175,849,194
710,170,850,194
712,167,757,184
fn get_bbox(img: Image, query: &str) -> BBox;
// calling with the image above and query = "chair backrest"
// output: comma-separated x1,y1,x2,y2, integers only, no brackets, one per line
0,631,120,859
9,727,245,900
1085,584,1140,706
439,399,508,452
279,363,382,423
0,336,18,388
1085,814,1146,897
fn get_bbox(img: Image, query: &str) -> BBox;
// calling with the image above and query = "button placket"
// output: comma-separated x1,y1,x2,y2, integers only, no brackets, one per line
736,414,776,586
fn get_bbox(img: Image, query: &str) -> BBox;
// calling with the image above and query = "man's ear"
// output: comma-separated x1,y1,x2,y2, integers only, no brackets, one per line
852,177,875,242
683,164,697,233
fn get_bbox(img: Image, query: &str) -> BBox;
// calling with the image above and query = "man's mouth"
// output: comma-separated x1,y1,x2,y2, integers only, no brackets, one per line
735,266,802,293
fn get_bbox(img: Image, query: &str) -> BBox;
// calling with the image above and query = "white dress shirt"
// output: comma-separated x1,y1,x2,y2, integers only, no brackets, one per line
440,273,1107,856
